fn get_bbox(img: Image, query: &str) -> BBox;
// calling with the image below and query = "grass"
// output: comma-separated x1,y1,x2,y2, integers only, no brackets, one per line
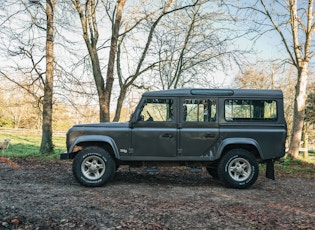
1,133,315,179
0,133,66,159
273,155,315,179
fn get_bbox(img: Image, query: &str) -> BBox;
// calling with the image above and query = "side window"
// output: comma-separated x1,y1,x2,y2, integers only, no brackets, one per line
225,99,277,121
139,98,174,122
183,99,216,122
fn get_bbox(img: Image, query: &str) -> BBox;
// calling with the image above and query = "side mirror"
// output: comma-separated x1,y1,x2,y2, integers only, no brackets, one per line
129,121,134,128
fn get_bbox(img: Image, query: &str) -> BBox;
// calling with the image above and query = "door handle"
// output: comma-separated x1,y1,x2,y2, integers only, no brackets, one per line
205,134,215,138
162,133,173,138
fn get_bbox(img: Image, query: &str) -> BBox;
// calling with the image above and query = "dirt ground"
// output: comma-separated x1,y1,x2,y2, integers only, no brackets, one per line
0,157,314,230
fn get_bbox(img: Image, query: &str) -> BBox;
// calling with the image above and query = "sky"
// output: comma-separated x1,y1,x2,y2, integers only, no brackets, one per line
1,0,313,107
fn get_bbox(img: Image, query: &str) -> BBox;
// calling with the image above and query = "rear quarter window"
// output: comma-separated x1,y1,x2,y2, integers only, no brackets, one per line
224,99,277,121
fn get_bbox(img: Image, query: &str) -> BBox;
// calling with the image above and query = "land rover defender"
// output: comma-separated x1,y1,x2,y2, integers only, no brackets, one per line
60,88,287,189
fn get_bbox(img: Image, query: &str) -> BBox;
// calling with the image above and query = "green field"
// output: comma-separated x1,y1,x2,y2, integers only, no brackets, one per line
0,133,66,159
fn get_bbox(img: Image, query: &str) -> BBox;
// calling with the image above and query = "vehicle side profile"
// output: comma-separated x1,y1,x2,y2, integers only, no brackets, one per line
60,88,287,189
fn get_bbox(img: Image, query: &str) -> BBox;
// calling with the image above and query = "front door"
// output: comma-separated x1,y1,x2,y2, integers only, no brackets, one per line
131,97,177,158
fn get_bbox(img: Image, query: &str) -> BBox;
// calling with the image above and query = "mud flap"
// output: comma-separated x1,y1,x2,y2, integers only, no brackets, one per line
266,159,275,180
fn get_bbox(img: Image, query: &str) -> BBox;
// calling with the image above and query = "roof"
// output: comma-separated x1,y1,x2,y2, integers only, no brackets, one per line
142,88,283,98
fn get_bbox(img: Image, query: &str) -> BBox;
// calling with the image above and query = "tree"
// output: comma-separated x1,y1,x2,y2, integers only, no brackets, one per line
154,2,248,90
71,0,104,121
302,82,315,158
234,65,273,89
0,0,56,154
233,63,297,143
305,83,315,127
113,0,247,121
104,0,126,122
0,85,41,129
40,0,56,154
113,0,183,121
232,0,315,158
73,0,208,122
71,0,126,122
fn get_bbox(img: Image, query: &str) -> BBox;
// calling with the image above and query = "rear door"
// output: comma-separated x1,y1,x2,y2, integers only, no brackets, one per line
179,97,220,159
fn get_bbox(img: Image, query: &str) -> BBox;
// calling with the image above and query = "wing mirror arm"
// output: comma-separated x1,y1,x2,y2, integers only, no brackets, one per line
129,121,135,128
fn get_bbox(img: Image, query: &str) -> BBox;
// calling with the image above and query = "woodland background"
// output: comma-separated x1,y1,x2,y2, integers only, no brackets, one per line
0,0,314,156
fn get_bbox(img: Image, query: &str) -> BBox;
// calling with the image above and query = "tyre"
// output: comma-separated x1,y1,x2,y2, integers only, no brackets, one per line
72,147,116,187
218,149,259,189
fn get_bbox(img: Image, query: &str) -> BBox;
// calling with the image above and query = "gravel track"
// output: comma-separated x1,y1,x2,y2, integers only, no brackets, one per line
0,157,314,229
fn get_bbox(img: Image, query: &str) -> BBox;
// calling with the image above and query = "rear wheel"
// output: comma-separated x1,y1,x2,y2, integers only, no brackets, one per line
218,149,259,189
72,147,115,187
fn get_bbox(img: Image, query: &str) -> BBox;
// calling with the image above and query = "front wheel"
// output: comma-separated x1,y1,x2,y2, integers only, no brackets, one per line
72,147,116,187
218,149,259,189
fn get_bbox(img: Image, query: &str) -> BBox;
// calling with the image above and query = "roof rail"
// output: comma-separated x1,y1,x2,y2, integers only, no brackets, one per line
190,89,234,96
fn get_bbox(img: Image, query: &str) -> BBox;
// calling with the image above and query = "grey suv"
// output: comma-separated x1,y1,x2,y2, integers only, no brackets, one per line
61,88,287,189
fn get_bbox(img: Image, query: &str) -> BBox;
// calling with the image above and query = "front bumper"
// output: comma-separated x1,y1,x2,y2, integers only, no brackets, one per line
60,152,72,160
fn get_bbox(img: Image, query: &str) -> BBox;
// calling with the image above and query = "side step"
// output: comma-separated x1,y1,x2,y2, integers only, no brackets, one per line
188,167,202,173
143,167,203,173
145,167,159,173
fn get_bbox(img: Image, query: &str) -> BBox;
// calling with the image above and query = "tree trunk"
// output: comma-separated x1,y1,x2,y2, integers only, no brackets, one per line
113,86,127,122
72,0,110,122
301,123,309,159
288,63,309,158
89,48,106,122
40,0,55,154
113,0,176,121
104,0,126,122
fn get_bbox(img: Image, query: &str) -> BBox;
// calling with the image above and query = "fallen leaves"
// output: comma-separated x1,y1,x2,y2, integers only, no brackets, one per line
0,156,19,169
10,218,19,225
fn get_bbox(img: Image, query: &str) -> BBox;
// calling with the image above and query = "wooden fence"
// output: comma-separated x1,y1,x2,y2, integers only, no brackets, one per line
0,128,66,136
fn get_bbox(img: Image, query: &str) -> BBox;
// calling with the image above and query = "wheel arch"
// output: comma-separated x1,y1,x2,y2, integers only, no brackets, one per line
69,135,120,160
217,138,262,160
